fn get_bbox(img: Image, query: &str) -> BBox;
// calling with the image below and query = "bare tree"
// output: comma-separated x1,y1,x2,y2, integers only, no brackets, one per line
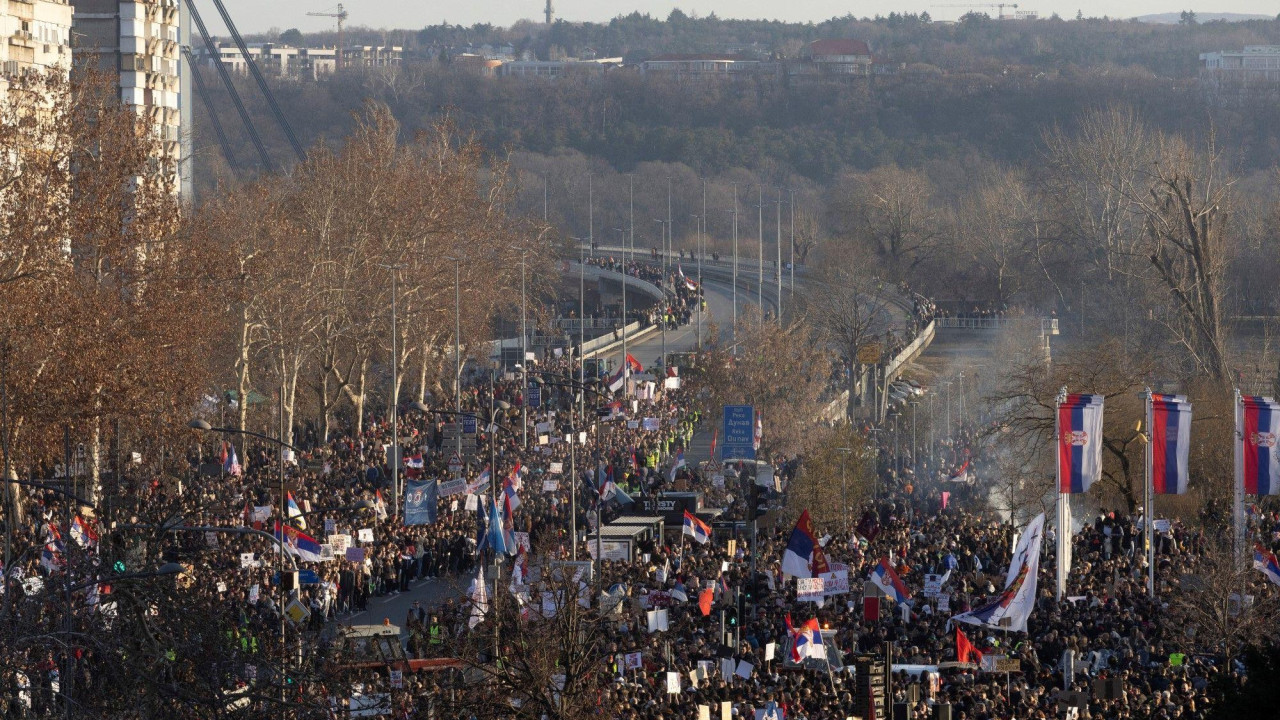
829,165,942,276
806,265,894,419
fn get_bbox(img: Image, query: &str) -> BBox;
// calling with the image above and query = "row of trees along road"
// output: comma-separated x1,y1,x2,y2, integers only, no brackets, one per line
0,73,549,504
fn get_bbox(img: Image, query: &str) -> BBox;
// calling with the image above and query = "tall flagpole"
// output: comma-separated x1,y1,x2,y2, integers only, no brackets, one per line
1233,388,1244,567
1143,387,1154,599
1055,386,1067,602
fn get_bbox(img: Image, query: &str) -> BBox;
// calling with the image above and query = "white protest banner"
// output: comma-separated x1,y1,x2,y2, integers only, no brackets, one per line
820,569,849,597
720,658,736,680
543,480,559,492
389,670,403,689
796,577,825,603
699,706,711,720
465,494,479,512
319,544,335,561
217,581,228,593
721,702,732,720
439,479,467,497
735,660,754,679
549,462,563,475
252,506,272,522
666,672,681,694
626,420,640,430
324,518,336,535
240,552,256,568
697,660,714,680
923,573,945,597
688,669,699,688
624,652,643,670
248,584,260,604
345,547,367,562
765,643,776,661
535,421,551,434
538,435,549,446
357,528,374,543
578,431,588,444
642,418,660,431
646,609,669,633
938,593,951,613
329,534,350,553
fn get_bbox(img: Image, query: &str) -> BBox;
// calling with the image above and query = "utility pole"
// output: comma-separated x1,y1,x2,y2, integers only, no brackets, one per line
588,174,594,258
655,219,668,371
446,257,462,461
378,263,405,517
699,178,705,351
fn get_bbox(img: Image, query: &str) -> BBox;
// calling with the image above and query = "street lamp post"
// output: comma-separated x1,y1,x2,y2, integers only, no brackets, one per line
614,226,628,390
445,256,463,462
187,418,302,705
837,447,853,532
654,218,668,371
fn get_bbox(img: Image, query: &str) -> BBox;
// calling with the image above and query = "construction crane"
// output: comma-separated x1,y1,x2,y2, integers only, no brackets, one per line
933,3,1019,19
307,4,348,71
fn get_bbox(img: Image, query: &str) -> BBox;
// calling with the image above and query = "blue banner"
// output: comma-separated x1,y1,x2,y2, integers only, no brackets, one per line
462,415,478,434
527,383,541,408
404,478,438,526
722,405,756,460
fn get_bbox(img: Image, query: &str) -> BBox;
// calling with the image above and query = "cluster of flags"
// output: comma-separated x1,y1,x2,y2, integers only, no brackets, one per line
220,441,242,477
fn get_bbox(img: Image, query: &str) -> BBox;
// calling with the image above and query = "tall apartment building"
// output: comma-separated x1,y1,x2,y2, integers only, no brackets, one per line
0,0,73,79
71,0,186,194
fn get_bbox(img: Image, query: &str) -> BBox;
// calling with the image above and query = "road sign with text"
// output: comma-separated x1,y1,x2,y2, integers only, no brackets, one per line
722,405,756,461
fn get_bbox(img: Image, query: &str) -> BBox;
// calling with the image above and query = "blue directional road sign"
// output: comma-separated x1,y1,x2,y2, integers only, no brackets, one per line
722,405,756,461
527,383,541,408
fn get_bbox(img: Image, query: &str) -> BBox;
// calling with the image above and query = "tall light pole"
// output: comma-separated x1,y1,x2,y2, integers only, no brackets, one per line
910,399,919,477
588,174,594,257
518,249,528,449
446,257,462,462
570,240,588,420
378,262,406,518
747,184,757,322
837,447,853,532
691,213,702,351
775,188,783,321
730,183,739,352
788,188,796,301
654,218,668,370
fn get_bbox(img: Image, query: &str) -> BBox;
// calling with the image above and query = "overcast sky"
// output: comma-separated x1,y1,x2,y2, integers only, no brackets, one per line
211,1,1275,34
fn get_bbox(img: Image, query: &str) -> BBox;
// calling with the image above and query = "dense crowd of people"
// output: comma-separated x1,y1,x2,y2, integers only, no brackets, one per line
3,288,1278,720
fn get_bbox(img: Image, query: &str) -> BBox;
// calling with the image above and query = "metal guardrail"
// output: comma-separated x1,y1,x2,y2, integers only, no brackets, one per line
935,316,1003,330
553,318,624,332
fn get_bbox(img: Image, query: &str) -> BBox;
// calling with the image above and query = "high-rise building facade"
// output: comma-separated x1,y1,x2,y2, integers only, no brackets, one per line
0,0,73,79
71,0,184,192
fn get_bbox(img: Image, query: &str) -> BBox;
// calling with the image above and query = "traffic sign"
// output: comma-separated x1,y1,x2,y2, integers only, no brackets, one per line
448,453,463,474
722,405,756,460
462,415,478,434
527,383,541,408
284,598,310,624
856,343,882,364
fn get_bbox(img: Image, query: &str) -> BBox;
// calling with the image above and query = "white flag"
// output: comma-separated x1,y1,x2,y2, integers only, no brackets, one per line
952,513,1045,633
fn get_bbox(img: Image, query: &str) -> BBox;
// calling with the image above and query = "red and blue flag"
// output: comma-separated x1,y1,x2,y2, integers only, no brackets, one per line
1058,393,1105,493
1241,396,1280,496
1150,393,1191,495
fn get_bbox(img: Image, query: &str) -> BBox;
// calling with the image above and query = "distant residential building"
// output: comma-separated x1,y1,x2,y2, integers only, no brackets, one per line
1200,45,1280,85
641,53,762,79
0,0,72,80
800,39,873,76
343,45,401,69
496,57,621,78
72,0,182,189
196,42,336,80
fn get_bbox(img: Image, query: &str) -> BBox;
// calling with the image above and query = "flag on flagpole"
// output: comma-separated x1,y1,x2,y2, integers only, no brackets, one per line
70,516,98,548
469,567,489,629
781,510,820,579
870,558,911,605
286,492,306,531
753,411,763,451
668,450,686,482
374,490,389,520
626,353,643,373
952,513,1045,633
786,615,826,661
1240,396,1280,495
1150,393,1192,495
273,521,324,562
1254,544,1280,587
485,498,508,556
710,430,718,461
223,443,242,477
1059,394,1104,493
682,510,712,544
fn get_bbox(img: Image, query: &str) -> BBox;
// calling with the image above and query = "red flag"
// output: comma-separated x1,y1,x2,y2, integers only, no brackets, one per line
941,491,951,510
956,627,983,665
710,430,718,460
698,588,714,616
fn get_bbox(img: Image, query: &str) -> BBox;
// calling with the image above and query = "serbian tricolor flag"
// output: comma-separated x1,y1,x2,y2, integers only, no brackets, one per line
1058,393,1104,493
781,510,820,579
682,510,712,544
1150,393,1191,495
709,430,718,461
625,353,644,373
870,558,911,605
786,615,826,661
607,364,627,393
1240,396,1280,495
1254,543,1280,587
70,516,98,548
273,521,324,562
286,492,306,530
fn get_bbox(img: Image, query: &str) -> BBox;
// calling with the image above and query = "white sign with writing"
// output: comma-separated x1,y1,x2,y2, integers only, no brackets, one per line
796,577,825,603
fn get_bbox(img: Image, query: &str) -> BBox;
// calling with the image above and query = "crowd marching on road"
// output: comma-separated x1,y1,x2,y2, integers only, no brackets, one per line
3,277,1277,720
